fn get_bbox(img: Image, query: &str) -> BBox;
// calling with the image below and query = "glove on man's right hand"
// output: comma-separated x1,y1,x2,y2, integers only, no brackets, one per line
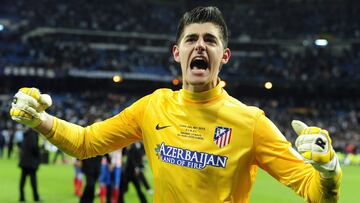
10,87,52,128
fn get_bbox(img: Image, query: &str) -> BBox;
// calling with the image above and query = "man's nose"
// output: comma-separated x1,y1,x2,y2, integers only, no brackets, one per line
195,39,206,52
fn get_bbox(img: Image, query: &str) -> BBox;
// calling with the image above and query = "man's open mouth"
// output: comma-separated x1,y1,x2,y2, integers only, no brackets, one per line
190,57,209,70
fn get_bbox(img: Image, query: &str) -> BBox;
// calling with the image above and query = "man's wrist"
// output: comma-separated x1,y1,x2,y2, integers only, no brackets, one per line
317,156,341,179
34,112,55,135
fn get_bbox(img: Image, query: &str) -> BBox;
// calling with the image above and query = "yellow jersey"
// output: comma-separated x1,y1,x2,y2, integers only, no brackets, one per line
45,83,341,203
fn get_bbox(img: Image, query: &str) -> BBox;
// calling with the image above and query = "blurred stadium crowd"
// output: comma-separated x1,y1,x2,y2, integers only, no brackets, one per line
0,0,359,158
0,0,359,81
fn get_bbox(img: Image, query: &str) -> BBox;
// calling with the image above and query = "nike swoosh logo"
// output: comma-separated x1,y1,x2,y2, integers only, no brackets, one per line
156,124,171,130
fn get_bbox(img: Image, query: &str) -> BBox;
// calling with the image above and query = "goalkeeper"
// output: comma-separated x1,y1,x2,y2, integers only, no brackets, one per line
10,6,341,203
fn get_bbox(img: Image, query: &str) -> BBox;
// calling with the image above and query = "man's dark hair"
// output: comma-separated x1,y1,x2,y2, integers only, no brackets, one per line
176,6,229,48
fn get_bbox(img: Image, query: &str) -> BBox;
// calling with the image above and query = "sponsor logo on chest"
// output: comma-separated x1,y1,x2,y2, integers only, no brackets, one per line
155,142,228,170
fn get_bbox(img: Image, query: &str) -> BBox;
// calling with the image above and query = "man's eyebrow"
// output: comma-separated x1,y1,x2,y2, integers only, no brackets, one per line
203,33,217,39
184,33,198,39
184,33,218,39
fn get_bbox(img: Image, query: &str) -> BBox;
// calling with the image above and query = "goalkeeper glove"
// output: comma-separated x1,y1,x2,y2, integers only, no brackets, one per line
10,87,52,128
291,120,340,178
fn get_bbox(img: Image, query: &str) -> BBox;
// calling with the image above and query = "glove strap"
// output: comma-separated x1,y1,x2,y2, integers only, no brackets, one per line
316,155,341,179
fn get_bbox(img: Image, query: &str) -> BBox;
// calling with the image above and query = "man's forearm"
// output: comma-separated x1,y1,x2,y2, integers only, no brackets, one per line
307,169,342,203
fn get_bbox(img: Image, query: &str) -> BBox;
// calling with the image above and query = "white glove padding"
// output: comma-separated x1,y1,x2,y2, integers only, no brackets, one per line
10,87,52,128
292,120,340,178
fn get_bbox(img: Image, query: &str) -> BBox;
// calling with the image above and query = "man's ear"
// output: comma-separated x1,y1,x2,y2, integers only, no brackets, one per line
221,48,231,65
172,45,180,63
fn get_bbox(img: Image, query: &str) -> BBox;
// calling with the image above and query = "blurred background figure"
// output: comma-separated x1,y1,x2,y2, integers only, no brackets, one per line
99,154,111,203
7,128,14,159
80,155,102,203
74,159,83,197
119,142,147,203
18,128,41,202
110,150,123,203
15,124,24,156
99,149,123,203
0,129,5,158
136,143,152,195
52,147,67,164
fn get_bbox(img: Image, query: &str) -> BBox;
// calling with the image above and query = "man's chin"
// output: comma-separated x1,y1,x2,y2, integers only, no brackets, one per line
184,79,217,92
187,79,208,86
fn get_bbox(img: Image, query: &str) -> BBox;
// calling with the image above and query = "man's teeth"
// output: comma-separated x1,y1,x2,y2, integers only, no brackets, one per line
191,66,207,70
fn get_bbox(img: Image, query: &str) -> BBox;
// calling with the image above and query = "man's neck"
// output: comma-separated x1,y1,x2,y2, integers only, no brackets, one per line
183,80,218,92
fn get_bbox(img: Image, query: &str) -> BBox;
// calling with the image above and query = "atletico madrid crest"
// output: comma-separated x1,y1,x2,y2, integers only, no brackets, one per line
214,126,232,148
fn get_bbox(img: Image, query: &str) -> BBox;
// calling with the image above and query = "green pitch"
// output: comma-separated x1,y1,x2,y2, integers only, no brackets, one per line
0,156,359,203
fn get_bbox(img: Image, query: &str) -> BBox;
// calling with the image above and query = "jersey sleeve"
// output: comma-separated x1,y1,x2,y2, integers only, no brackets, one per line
43,95,151,159
253,114,341,203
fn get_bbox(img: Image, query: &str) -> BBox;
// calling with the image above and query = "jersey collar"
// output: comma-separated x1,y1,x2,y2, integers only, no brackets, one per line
180,81,224,104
